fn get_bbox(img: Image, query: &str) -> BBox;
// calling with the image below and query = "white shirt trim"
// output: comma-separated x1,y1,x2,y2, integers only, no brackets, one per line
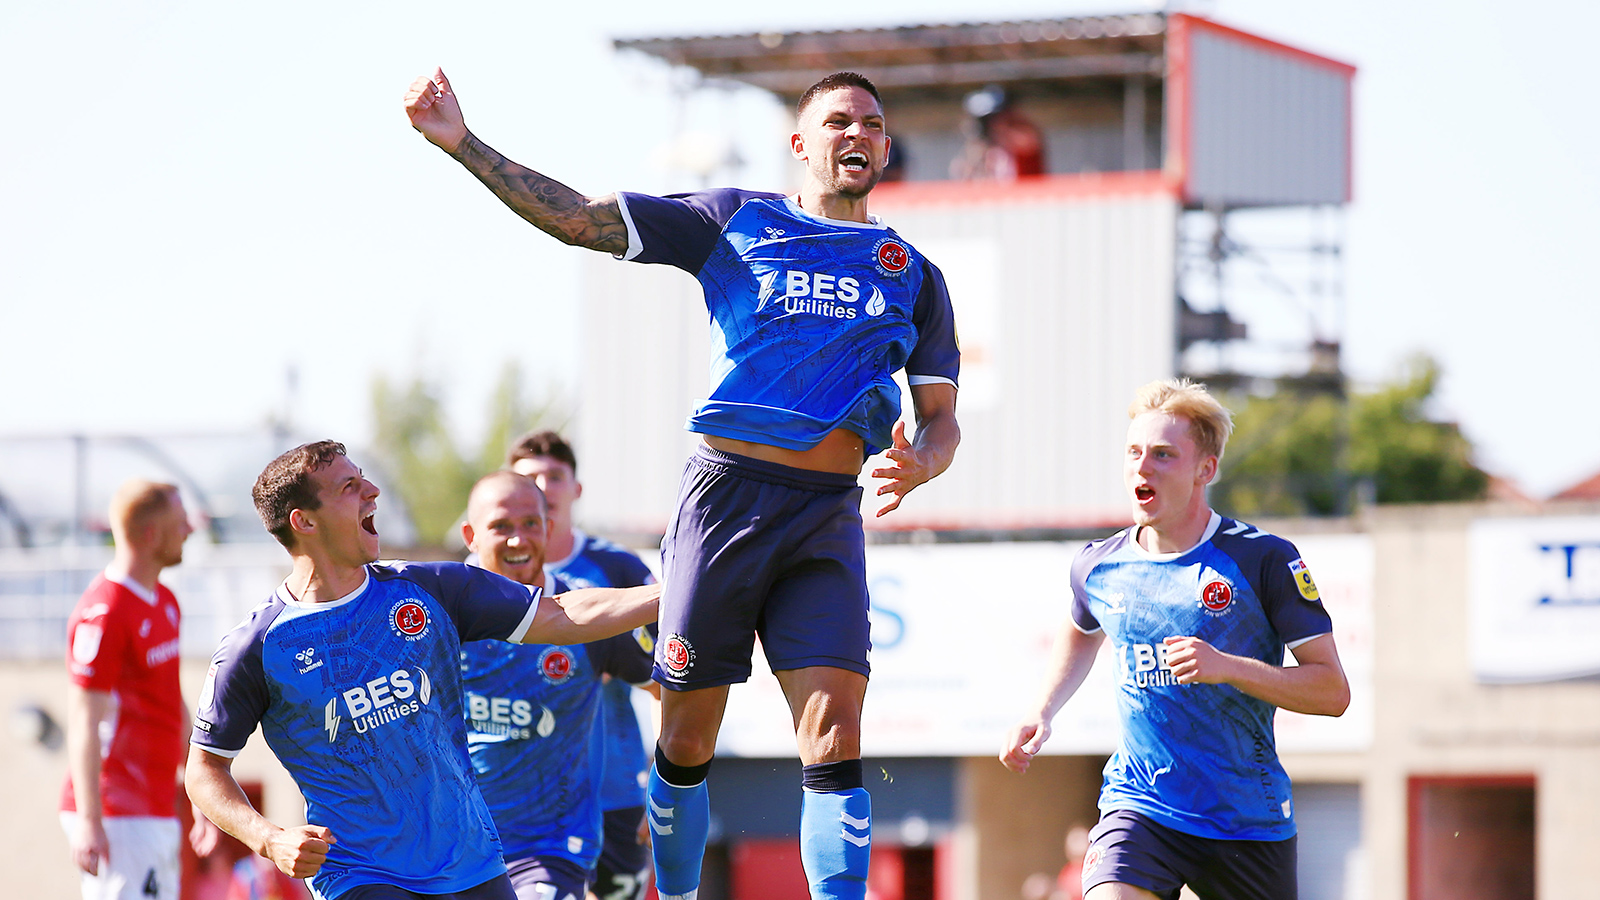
505,584,546,644
189,742,243,760
276,570,371,610
1127,511,1223,561
104,569,159,606
1286,632,1332,651
782,196,886,229
615,194,644,261
907,375,957,388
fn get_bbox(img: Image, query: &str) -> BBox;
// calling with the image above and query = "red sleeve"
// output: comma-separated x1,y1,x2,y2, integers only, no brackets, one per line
66,581,128,690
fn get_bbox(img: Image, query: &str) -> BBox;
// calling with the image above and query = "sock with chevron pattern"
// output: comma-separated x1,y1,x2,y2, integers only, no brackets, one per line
648,746,711,900
800,760,871,900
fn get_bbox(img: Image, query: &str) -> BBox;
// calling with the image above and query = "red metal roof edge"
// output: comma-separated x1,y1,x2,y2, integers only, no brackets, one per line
1169,12,1357,77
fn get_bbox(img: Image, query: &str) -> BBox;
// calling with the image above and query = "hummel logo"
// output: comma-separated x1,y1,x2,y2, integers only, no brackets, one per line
840,811,871,847
762,227,786,238
1106,592,1127,614
295,647,324,675
647,796,675,836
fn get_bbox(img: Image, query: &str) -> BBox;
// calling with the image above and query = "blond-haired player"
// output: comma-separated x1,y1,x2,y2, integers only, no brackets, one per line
1001,379,1349,900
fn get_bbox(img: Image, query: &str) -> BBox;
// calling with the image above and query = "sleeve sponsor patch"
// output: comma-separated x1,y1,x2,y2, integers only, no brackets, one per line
633,626,655,654
71,622,104,665
1288,558,1321,602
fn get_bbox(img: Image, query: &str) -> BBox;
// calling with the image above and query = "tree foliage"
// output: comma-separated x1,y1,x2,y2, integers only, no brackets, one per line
1212,354,1488,517
370,361,570,548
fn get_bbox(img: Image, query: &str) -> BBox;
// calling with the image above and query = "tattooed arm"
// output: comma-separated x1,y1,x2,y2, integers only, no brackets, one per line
403,67,627,255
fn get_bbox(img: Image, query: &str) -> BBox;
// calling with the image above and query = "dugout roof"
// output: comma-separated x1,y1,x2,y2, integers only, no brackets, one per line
614,13,1167,102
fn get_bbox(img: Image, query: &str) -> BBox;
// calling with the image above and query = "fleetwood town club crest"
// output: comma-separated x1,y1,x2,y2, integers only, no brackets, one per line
389,600,430,640
661,634,696,676
538,646,575,686
873,238,910,276
1200,579,1234,613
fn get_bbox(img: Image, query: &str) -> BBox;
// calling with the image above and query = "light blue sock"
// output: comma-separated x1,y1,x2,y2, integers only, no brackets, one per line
800,787,872,900
648,765,710,900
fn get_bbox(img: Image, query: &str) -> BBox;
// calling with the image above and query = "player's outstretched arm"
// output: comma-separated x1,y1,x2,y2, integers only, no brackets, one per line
185,747,336,878
1000,625,1105,773
403,67,628,255
522,583,662,646
1163,632,1350,716
871,382,959,517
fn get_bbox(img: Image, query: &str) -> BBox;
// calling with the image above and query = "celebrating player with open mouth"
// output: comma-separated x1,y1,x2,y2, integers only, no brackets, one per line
406,67,960,900
185,442,659,900
1001,381,1350,900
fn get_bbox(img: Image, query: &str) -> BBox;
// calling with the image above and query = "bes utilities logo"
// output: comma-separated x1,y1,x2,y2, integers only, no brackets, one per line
389,599,430,641
323,666,432,742
758,268,888,320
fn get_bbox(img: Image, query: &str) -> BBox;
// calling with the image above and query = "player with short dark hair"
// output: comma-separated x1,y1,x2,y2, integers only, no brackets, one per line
506,432,659,900
406,68,961,900
1000,380,1351,900
459,471,655,900
185,442,659,900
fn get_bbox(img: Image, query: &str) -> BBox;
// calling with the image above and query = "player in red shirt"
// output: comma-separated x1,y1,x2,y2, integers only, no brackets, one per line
61,479,195,900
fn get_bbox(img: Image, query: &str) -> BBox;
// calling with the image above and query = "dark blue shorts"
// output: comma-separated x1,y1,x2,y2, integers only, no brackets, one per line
654,444,870,690
1082,810,1297,900
504,855,588,900
331,873,516,900
589,806,649,900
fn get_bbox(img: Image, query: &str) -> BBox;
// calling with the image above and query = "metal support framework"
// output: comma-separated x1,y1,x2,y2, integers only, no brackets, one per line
1174,204,1347,395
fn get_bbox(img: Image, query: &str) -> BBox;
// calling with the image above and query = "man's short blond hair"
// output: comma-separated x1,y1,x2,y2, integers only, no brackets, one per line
109,479,180,544
1128,379,1235,460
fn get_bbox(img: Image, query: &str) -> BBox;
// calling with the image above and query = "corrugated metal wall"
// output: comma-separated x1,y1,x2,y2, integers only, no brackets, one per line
574,187,1177,533
1184,27,1352,207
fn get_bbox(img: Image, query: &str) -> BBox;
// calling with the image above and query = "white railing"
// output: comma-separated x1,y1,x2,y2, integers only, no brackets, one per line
0,544,290,660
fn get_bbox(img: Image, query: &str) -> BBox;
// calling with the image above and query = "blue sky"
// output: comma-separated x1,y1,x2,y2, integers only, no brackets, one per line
3,0,1595,496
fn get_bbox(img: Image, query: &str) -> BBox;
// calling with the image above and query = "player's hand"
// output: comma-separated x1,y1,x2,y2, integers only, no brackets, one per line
71,813,110,875
1163,636,1234,685
264,824,337,879
404,67,468,153
870,421,933,517
188,806,222,858
999,718,1052,774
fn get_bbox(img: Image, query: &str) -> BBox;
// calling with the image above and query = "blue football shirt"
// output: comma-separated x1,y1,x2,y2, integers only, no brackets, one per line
1070,513,1334,841
460,574,655,868
544,530,657,813
191,562,544,899
616,189,960,455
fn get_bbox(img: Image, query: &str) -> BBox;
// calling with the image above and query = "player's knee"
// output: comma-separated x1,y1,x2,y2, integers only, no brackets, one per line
797,718,862,763
655,735,715,773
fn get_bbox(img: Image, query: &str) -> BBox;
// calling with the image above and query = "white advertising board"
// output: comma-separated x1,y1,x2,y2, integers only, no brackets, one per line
701,532,1373,758
1470,516,1600,682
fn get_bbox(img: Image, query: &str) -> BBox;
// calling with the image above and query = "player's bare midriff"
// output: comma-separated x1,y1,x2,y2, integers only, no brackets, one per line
704,428,866,475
